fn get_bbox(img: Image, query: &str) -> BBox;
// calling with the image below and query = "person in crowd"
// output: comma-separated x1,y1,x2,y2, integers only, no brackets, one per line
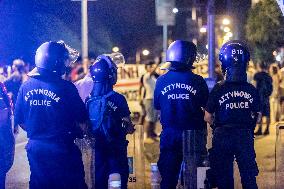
14,41,88,189
247,61,256,84
215,63,224,82
4,59,27,103
0,82,15,189
139,61,159,140
86,53,135,189
154,40,209,189
0,67,6,83
204,40,261,189
269,64,280,124
254,62,273,135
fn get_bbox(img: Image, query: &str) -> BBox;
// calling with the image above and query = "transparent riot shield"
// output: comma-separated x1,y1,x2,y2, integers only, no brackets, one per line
75,138,93,188
275,122,284,189
127,124,145,188
183,130,198,189
183,130,209,189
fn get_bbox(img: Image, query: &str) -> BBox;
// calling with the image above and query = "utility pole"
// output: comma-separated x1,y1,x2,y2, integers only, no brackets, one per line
191,0,197,45
72,0,96,72
207,0,215,79
155,0,175,62
163,24,168,62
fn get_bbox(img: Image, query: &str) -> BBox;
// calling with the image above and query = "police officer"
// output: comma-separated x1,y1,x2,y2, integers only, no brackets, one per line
0,82,14,189
86,53,135,189
204,40,261,189
14,41,88,189
154,40,209,189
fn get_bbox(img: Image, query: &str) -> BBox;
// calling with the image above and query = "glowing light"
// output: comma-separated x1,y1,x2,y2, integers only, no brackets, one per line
222,18,231,25
206,44,208,49
273,51,277,56
112,46,120,53
224,35,230,41
226,32,233,38
276,55,281,61
224,26,231,33
200,26,207,33
142,49,150,56
172,8,179,14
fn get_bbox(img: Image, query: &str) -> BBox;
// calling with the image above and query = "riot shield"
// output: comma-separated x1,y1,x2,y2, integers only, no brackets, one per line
275,122,284,189
127,124,145,188
183,130,209,189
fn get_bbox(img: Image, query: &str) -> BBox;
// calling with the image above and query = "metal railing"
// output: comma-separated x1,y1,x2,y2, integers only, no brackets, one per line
275,122,284,189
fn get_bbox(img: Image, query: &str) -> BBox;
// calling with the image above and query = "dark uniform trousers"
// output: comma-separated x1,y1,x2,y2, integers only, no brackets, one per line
26,139,87,189
93,141,129,189
210,127,258,189
0,125,15,189
158,128,207,189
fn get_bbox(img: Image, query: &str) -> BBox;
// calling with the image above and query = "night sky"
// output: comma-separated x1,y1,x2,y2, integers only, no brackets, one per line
0,0,251,65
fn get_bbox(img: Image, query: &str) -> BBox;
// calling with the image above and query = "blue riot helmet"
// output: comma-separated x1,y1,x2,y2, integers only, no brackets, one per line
219,40,250,82
34,41,79,76
166,40,197,70
90,53,125,85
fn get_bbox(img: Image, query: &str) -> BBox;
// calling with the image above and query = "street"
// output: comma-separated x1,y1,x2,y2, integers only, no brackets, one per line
6,128,29,189
6,123,283,189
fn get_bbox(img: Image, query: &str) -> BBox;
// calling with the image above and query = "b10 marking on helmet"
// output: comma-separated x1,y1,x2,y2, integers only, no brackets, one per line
232,49,243,55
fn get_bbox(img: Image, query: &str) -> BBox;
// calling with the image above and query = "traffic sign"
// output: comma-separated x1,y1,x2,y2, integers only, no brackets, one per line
155,0,176,26
276,0,284,16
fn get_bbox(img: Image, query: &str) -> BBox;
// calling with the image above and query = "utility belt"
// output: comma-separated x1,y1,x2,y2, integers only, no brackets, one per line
215,124,253,131
28,135,76,144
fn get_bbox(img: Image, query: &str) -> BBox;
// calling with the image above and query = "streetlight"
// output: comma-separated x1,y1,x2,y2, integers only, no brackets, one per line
222,18,230,25
112,46,120,53
226,32,233,38
172,7,179,14
224,35,230,41
200,26,207,33
136,49,150,64
223,26,231,33
142,49,150,56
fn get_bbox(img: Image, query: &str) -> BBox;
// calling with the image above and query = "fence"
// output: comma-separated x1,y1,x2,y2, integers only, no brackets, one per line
275,122,284,189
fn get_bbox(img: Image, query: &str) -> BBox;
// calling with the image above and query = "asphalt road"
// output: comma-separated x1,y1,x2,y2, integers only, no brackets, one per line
6,123,284,189
6,128,29,189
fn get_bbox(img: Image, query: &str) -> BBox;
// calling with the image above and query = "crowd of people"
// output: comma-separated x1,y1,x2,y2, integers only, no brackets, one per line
0,39,283,189
246,61,284,135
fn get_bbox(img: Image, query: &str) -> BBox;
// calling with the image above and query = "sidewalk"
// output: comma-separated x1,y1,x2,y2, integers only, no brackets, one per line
254,123,278,189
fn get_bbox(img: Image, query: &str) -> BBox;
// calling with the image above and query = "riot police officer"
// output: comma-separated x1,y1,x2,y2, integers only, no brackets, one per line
14,41,88,189
0,82,14,189
204,40,261,189
154,40,209,189
86,53,135,189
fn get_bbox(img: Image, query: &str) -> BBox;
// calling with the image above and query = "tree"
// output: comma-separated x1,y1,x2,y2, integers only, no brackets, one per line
245,0,284,63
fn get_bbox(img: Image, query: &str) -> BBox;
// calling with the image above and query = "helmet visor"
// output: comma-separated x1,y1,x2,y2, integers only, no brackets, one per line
103,52,125,68
57,40,80,67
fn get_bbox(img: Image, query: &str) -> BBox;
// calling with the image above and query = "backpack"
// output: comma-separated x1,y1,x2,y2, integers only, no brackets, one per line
86,91,117,142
